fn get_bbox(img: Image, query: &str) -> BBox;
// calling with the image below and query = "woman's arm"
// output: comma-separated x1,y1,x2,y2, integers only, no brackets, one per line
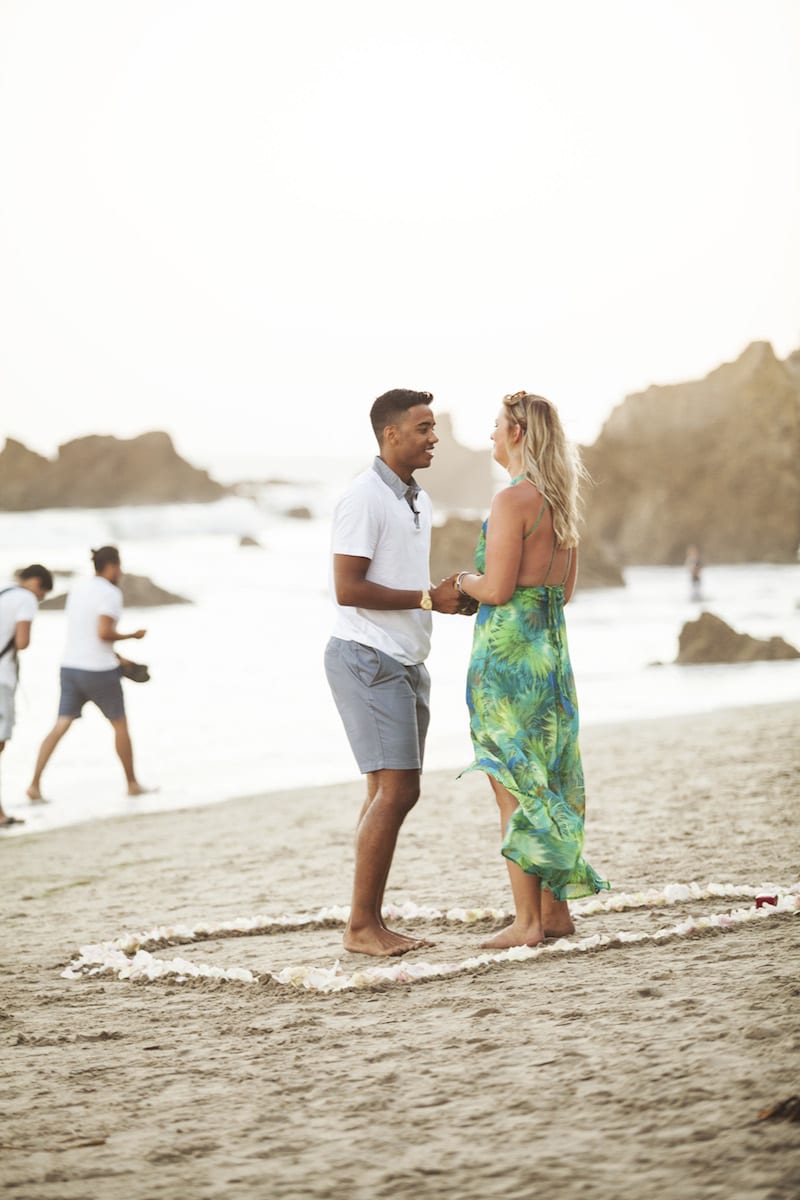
456,490,525,607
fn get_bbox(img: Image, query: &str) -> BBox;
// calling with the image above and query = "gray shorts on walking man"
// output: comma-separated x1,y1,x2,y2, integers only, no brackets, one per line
324,638,430,774
58,667,126,722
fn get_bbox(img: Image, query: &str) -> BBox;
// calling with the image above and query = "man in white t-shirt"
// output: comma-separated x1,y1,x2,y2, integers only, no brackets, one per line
0,564,54,827
27,546,152,802
324,388,472,958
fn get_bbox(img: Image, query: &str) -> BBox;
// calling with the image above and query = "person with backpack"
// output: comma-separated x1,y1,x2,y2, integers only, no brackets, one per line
0,564,54,827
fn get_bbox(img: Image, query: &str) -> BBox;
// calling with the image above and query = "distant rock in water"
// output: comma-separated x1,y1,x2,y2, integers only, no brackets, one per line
285,506,313,520
676,611,799,664
239,535,262,548
430,518,624,591
0,432,229,510
581,342,800,564
423,413,495,513
41,573,191,610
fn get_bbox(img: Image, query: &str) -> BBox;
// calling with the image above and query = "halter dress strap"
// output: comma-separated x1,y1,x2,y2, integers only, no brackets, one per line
540,535,559,585
560,547,573,586
522,498,548,541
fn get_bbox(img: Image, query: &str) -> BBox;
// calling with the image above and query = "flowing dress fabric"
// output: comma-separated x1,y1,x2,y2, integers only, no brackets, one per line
463,522,610,901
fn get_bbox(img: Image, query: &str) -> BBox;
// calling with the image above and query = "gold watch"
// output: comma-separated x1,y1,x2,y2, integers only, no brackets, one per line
419,589,433,611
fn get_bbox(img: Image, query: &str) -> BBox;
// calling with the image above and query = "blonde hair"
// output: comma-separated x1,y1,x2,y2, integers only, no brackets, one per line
502,391,587,547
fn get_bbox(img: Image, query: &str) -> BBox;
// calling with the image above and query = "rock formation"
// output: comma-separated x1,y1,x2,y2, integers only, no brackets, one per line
676,611,799,664
429,518,482,584
423,413,495,513
40,574,191,610
581,342,800,564
0,432,228,510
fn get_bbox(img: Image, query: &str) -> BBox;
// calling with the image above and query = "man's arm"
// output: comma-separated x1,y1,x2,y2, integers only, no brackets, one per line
14,620,32,651
97,615,147,643
333,556,461,614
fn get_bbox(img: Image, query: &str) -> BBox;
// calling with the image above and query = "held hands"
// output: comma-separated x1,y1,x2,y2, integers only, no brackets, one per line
451,570,479,616
430,575,479,616
132,629,147,640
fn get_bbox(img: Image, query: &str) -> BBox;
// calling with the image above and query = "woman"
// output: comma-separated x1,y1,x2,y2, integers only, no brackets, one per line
456,391,609,949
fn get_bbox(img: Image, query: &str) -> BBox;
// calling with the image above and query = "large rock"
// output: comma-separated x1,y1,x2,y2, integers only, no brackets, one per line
430,517,624,591
430,518,482,583
423,413,495,513
40,574,191,610
581,342,800,563
676,611,799,663
0,432,228,510
574,538,625,590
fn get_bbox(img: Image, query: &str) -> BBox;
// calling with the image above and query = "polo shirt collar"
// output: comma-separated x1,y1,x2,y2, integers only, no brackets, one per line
372,456,420,502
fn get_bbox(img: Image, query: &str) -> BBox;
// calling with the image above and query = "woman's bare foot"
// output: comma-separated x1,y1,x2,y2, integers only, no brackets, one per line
344,922,432,957
0,814,25,827
542,893,575,938
26,786,49,804
480,920,544,950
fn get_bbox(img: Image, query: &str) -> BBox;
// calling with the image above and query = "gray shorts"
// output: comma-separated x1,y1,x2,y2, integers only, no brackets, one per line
59,667,126,722
324,637,430,774
0,683,16,741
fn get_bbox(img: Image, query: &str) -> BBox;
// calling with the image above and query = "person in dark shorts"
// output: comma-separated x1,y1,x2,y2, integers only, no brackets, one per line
27,546,153,801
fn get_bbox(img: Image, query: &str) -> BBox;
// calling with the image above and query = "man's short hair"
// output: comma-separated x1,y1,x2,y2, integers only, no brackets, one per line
91,546,121,573
16,564,54,592
370,389,434,445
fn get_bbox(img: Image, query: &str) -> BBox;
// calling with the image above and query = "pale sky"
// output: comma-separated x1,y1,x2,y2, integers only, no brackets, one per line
1,0,798,473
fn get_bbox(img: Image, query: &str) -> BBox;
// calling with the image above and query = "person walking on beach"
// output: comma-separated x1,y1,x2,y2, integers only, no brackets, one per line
325,389,466,958
455,391,609,948
27,546,152,802
0,565,54,827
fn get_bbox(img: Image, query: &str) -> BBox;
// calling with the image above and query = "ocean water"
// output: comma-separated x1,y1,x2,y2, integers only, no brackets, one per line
0,485,798,836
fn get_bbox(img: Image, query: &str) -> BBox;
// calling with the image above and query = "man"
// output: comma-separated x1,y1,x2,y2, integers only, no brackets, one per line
0,564,54,827
324,388,469,958
27,546,152,801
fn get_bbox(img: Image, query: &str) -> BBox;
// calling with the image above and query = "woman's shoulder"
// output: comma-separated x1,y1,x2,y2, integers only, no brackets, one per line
491,478,544,513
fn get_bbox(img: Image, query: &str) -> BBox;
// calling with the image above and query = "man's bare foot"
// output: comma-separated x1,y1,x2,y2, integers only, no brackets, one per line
26,786,49,804
480,920,544,950
127,783,158,797
344,922,432,957
380,924,433,950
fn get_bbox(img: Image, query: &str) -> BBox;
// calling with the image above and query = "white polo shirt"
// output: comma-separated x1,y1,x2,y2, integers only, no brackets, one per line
0,584,38,687
62,576,123,671
330,458,433,665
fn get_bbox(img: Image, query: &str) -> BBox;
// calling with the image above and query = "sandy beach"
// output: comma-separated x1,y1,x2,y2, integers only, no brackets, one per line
1,701,798,1200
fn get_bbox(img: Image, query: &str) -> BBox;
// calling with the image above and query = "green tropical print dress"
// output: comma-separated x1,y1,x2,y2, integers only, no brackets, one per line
463,513,609,901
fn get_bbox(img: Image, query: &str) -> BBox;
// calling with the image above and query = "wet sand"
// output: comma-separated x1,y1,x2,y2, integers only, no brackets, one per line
1,702,798,1200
